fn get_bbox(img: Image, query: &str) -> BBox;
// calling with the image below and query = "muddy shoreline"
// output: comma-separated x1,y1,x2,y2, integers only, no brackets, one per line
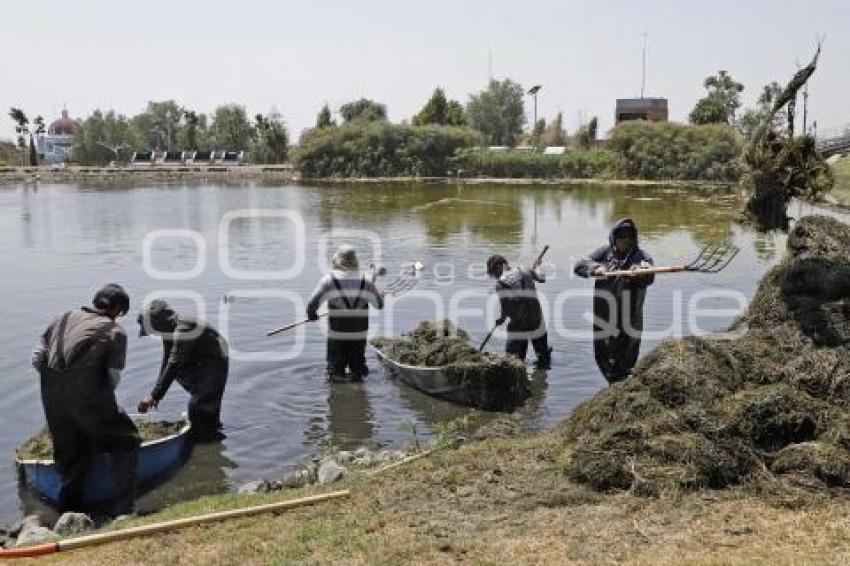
0,165,738,190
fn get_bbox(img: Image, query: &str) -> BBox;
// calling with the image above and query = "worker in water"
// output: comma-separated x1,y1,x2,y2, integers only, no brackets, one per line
307,244,384,380
137,300,229,441
574,218,655,383
487,253,552,369
32,283,140,516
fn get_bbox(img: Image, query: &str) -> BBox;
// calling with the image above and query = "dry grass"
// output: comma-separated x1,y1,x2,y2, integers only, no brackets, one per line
24,430,850,565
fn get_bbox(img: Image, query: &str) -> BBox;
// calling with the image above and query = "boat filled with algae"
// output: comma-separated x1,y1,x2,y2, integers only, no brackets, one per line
371,321,530,411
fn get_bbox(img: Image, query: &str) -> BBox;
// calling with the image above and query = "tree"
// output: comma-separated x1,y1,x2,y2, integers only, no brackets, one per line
445,101,466,126
9,108,29,165
575,116,599,149
533,118,546,140
250,111,289,163
689,95,728,125
339,98,387,123
689,70,744,125
540,112,567,146
738,82,785,140
73,110,139,165
210,104,254,149
466,78,526,146
412,87,467,126
316,103,335,128
31,116,45,165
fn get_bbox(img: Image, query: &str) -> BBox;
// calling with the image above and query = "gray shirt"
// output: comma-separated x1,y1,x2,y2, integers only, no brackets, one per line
33,307,127,373
306,269,384,315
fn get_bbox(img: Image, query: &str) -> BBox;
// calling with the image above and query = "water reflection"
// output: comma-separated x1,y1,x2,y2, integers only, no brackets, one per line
325,381,375,449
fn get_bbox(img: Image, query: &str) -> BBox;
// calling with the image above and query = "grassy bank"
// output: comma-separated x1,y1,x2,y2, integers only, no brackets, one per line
31,429,850,565
832,155,850,205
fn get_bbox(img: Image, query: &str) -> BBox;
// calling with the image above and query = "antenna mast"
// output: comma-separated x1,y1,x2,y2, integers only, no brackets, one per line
641,32,648,98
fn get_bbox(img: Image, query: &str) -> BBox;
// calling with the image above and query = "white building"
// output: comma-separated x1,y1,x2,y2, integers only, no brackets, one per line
37,109,76,164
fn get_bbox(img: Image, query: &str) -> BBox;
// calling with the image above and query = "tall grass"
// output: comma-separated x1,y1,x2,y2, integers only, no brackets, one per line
608,121,742,181
296,122,480,177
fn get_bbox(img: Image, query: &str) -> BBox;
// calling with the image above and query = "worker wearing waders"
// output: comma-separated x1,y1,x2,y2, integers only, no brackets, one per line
574,218,654,383
307,245,384,380
487,254,552,369
32,284,140,515
137,300,229,441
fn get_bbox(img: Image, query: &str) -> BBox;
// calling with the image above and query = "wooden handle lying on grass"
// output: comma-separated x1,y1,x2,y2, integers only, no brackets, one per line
0,490,350,559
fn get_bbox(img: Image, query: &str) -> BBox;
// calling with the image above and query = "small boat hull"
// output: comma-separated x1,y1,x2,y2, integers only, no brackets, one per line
16,421,192,505
370,345,529,410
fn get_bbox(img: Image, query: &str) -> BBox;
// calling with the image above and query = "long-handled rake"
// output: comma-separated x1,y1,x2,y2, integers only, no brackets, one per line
594,242,740,278
382,259,424,296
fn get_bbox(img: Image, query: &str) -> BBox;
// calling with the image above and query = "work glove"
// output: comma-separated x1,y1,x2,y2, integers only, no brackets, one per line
138,395,158,413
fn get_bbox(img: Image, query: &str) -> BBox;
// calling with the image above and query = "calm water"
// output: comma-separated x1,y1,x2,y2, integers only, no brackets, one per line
0,180,839,522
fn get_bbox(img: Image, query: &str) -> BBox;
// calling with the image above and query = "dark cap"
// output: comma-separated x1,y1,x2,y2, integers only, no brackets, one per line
486,255,508,277
92,283,130,316
137,299,177,337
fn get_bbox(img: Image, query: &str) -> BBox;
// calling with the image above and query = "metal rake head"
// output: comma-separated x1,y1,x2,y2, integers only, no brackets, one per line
384,273,420,296
685,242,740,273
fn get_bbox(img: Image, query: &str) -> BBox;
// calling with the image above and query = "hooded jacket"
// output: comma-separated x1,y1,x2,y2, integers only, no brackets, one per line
141,303,228,402
573,218,655,288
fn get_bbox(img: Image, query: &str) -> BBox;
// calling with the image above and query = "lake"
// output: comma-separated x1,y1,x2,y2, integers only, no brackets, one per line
0,179,838,522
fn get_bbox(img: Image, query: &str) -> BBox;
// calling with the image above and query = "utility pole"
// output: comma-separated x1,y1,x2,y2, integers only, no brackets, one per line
528,85,542,146
640,31,648,98
802,82,809,135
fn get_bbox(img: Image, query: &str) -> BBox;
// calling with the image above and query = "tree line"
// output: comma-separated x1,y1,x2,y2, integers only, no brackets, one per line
6,68,798,168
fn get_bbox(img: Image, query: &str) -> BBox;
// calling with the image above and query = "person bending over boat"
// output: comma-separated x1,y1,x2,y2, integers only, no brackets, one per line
137,300,229,442
487,254,552,369
574,218,654,383
307,245,384,380
32,284,140,516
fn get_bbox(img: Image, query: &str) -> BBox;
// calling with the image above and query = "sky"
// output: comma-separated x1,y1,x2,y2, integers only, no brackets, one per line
1,0,848,142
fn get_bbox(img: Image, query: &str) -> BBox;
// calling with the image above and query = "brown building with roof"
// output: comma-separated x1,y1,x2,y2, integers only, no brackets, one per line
615,98,668,124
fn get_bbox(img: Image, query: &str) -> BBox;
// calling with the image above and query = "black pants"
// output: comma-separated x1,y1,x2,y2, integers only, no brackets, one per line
593,329,642,383
327,338,368,380
40,370,140,516
180,359,228,442
506,330,552,368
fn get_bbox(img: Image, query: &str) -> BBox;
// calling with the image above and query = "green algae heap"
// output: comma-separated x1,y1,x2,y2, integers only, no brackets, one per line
372,320,530,411
17,420,185,460
561,215,850,497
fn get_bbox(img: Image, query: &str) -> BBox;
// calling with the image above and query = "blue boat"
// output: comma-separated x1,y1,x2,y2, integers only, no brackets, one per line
16,421,192,505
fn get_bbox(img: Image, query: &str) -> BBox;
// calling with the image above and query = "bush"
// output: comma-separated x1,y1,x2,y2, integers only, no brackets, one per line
295,122,480,178
608,121,742,181
451,148,620,179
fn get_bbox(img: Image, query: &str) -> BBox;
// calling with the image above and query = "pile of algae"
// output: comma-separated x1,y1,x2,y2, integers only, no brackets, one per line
372,320,530,411
561,215,850,497
17,420,185,460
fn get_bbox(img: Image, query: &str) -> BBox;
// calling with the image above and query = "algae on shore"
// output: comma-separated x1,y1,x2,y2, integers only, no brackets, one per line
562,215,850,496
16,420,185,460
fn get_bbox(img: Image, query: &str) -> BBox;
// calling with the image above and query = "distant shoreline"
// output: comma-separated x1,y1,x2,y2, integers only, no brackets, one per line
0,165,737,190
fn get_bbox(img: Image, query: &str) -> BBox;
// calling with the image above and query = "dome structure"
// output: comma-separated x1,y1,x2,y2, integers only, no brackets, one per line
48,109,76,136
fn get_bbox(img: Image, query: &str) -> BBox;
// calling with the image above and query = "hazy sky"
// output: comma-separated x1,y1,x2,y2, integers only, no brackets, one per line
2,0,848,141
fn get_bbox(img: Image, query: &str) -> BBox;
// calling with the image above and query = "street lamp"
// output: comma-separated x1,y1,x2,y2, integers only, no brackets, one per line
528,85,543,146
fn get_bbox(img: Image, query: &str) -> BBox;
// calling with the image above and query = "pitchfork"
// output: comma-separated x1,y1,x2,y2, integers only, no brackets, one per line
382,259,424,296
593,242,740,278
